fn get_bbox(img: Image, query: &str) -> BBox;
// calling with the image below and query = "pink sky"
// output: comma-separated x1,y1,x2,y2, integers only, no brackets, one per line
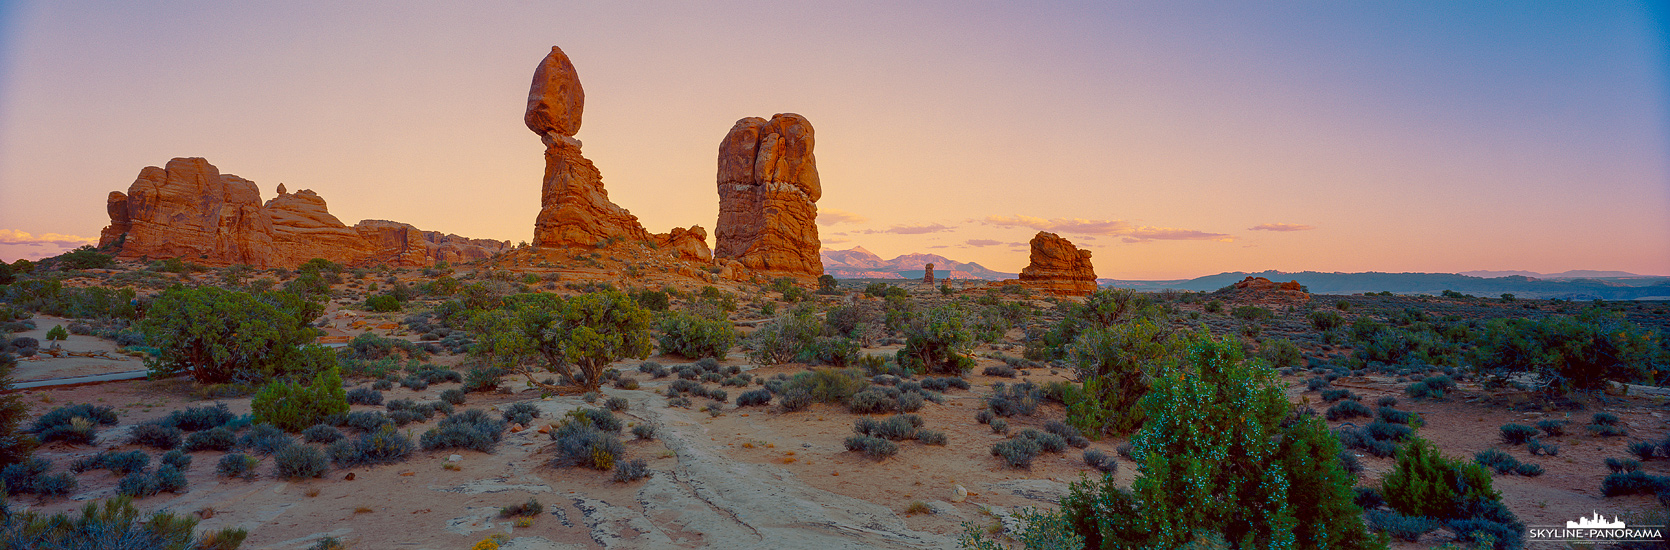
1,2,1665,279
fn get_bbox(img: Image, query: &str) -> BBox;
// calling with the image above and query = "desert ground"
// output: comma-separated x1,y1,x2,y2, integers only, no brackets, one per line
4,260,1670,549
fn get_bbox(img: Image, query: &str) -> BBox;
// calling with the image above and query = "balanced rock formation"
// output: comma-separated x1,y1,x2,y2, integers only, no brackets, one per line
923,263,935,284
714,114,823,279
1013,231,1097,296
525,46,659,249
98,157,508,268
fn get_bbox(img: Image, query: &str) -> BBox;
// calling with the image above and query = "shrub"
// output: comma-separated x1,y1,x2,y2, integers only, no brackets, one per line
1528,439,1559,457
117,471,162,498
1498,424,1537,445
216,453,259,478
992,438,1041,469
1588,415,1628,437
1319,389,1355,403
550,421,623,470
1325,400,1372,421
1382,437,1498,520
372,379,394,391
499,497,545,518
240,424,293,456
0,494,249,548
1354,487,1387,510
1059,332,1381,549
982,364,1017,378
1469,308,1659,395
1083,449,1117,473
631,424,656,440
1375,396,1398,408
130,422,183,450
303,424,344,444
1606,457,1641,473
844,435,899,460
501,402,541,426
421,409,507,453
344,411,392,433
439,389,467,406
162,403,234,431
1535,419,1567,436
160,449,191,471
916,429,948,446
563,408,622,433
1474,449,1520,475
30,403,119,444
847,389,894,415
139,286,328,384
735,389,772,407
104,450,150,475
1365,509,1439,542
1601,470,1666,497
1044,421,1090,448
613,458,651,482
1337,449,1363,477
251,367,350,432
1514,463,1544,477
1375,407,1418,425
896,392,925,413
604,396,629,412
657,311,736,360
1309,310,1346,331
464,364,503,393
0,457,52,494
1629,441,1658,461
894,305,977,375
273,444,328,479
325,425,414,467
346,387,383,406
183,427,238,452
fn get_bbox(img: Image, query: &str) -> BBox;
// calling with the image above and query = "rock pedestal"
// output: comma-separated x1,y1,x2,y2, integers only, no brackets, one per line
714,114,823,279
1014,231,1097,296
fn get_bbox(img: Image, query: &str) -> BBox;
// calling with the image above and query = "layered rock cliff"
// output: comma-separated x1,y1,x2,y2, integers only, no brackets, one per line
714,114,823,279
98,157,508,268
1013,231,1097,296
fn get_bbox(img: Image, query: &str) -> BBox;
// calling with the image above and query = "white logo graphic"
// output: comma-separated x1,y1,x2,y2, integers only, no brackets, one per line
1567,512,1625,529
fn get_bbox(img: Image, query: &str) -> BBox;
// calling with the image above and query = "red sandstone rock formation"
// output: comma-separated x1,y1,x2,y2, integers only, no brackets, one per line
524,46,670,251
923,263,935,284
99,157,274,265
1222,276,1311,304
98,157,508,268
1015,231,1097,296
655,226,713,262
714,114,822,279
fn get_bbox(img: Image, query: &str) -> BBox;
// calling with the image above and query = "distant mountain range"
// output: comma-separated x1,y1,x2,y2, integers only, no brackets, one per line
820,247,1669,300
1457,270,1648,279
1102,270,1670,300
820,247,1014,280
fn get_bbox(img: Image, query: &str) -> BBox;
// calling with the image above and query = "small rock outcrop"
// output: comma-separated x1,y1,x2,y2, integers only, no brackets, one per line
714,114,823,279
1219,276,1311,304
525,46,662,250
1012,231,1097,296
654,226,713,262
98,157,508,268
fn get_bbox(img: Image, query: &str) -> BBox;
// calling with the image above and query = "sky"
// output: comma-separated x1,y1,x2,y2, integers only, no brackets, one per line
0,1,1665,279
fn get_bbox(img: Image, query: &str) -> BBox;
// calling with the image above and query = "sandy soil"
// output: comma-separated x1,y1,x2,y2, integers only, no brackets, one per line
9,315,142,382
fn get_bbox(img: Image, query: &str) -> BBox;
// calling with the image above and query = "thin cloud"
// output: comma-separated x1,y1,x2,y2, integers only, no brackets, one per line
983,215,1231,242
0,229,97,247
823,237,851,245
1248,223,1315,232
856,223,955,235
818,208,868,225
965,239,1005,247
